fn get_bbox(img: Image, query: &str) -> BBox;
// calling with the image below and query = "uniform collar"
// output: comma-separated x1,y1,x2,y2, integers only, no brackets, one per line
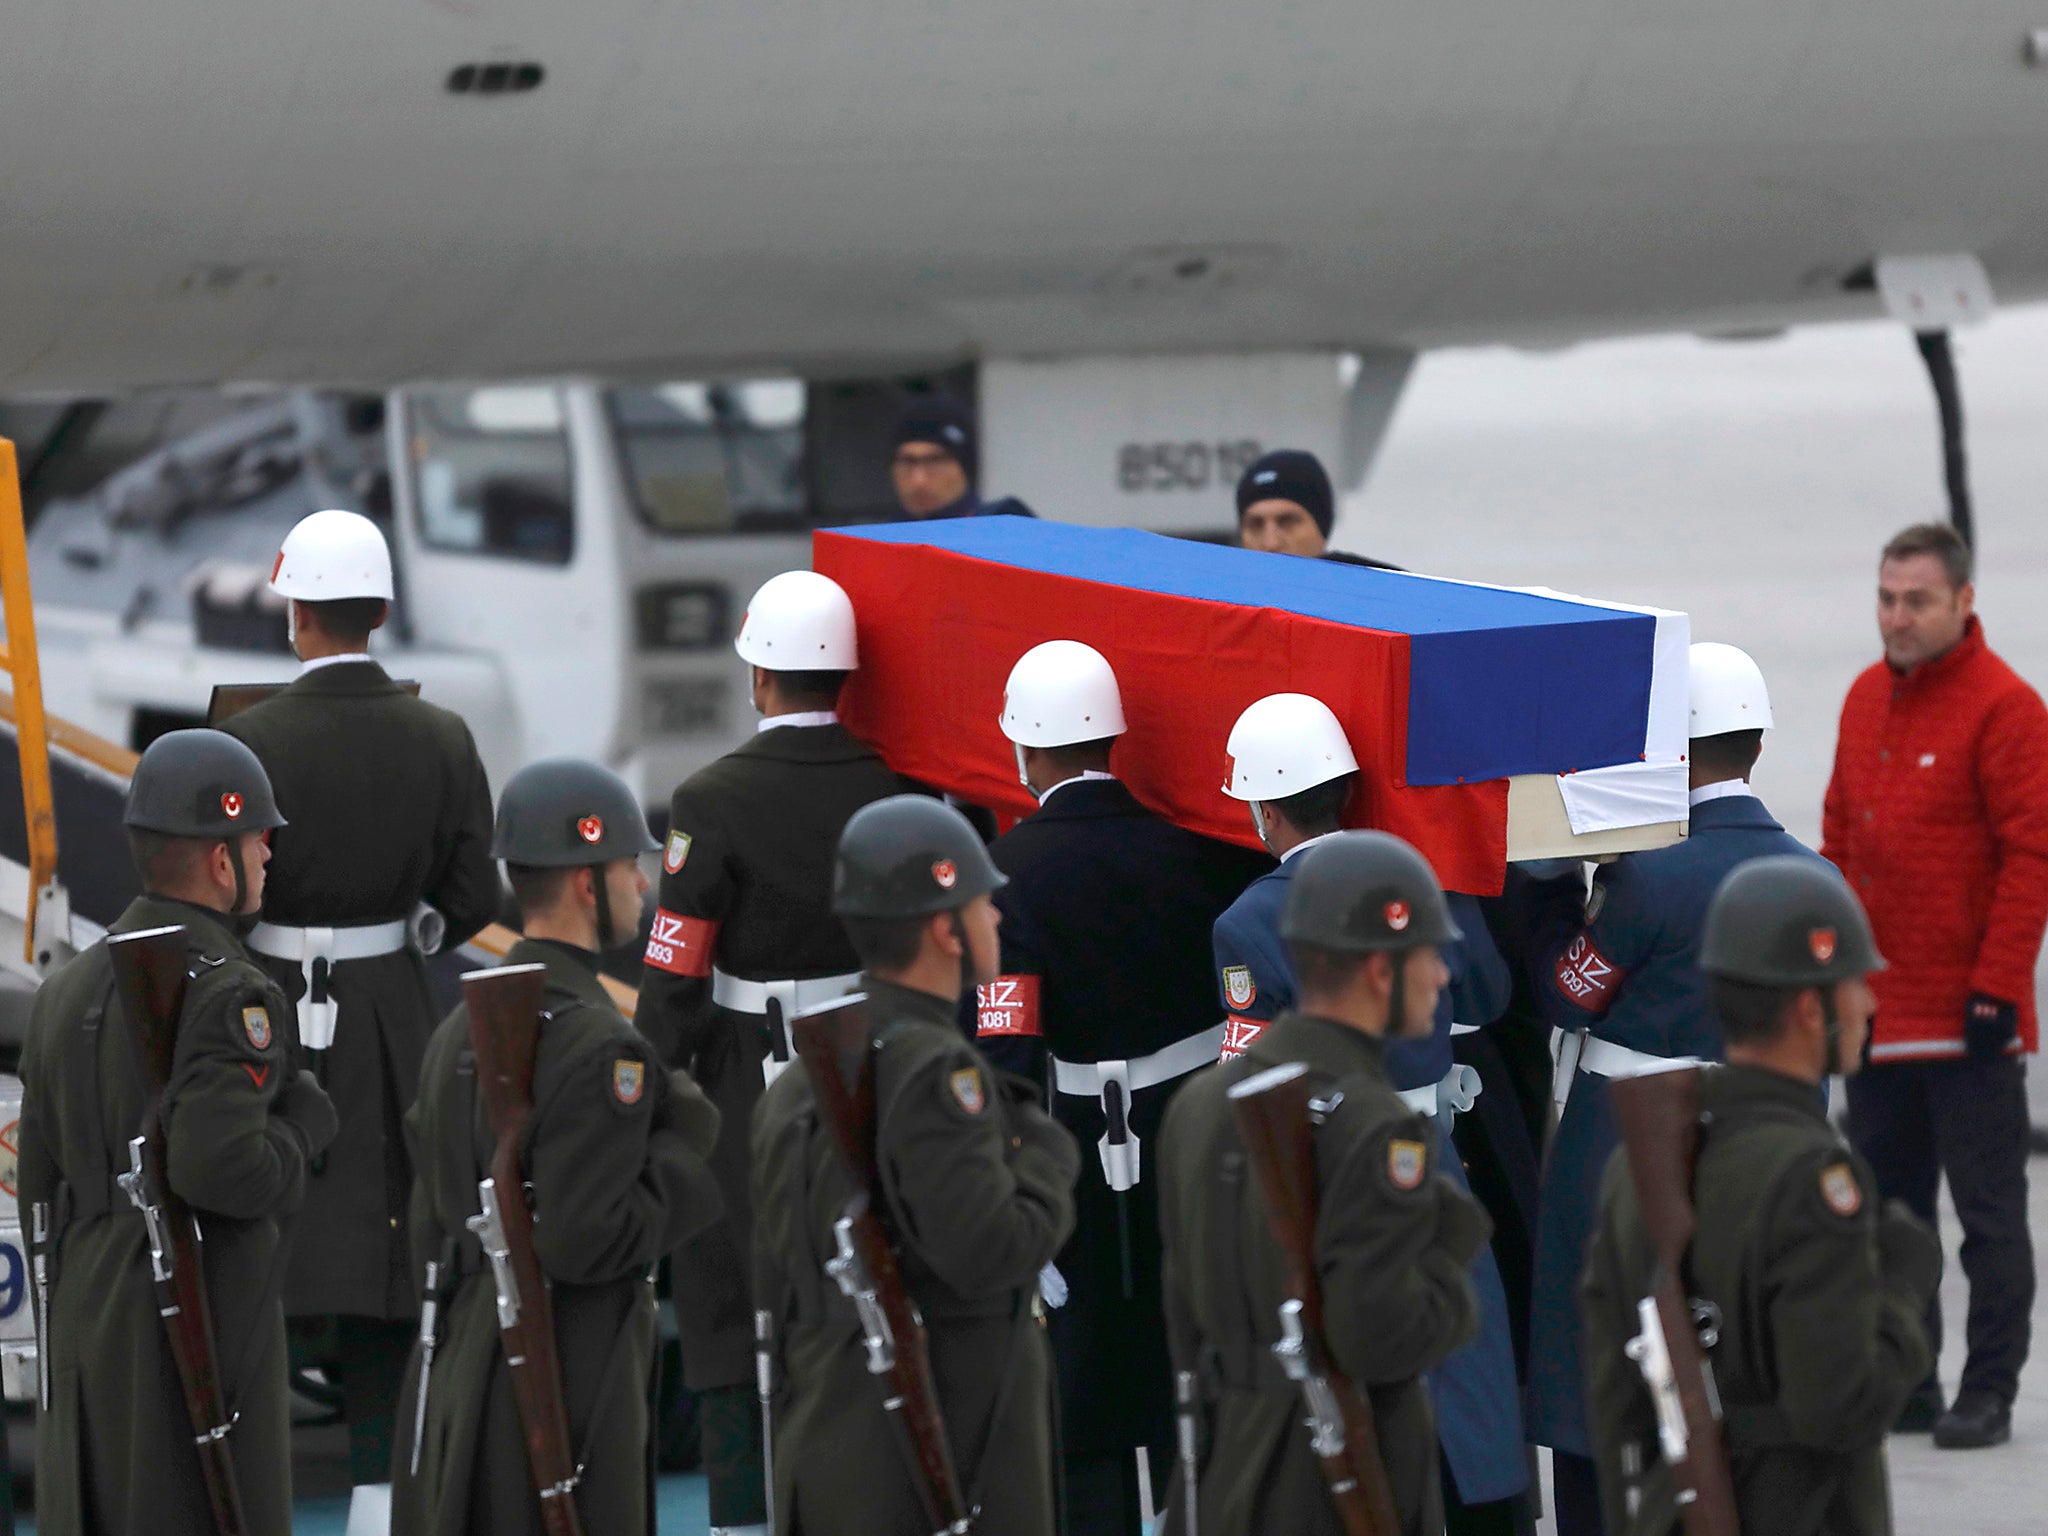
1244,1009,1393,1085
118,893,246,955
1035,771,1118,807
286,657,398,696
1706,1062,1830,1122
757,710,839,734
504,935,620,1018
297,651,375,676
734,720,879,766
1688,779,1755,809
1280,829,1345,864
1688,793,1784,832
861,973,963,1026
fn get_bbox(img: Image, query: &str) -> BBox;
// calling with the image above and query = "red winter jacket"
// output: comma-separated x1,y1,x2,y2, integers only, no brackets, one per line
1822,618,2048,1060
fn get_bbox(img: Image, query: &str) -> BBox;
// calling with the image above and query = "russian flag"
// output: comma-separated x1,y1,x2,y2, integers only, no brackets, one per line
814,518,1657,895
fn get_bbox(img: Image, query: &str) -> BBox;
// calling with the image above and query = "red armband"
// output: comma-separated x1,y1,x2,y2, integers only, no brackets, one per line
644,908,718,979
976,974,1042,1038
1553,932,1622,1014
1220,1015,1266,1060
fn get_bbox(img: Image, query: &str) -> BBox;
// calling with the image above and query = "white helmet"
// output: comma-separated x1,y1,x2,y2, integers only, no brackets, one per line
1689,642,1773,737
1223,693,1359,802
735,571,859,671
269,509,394,601
1000,641,1126,748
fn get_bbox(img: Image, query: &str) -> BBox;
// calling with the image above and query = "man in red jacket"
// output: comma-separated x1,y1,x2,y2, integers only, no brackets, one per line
1824,521,2048,1451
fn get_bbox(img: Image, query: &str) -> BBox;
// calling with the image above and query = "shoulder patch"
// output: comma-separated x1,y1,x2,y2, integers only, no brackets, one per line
1386,1137,1429,1192
1222,965,1255,1010
241,1005,273,1052
612,1057,647,1106
1819,1160,1862,1218
947,1066,986,1117
664,830,691,874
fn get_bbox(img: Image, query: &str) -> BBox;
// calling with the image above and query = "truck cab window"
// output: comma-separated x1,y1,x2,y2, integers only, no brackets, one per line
610,379,807,534
409,385,575,564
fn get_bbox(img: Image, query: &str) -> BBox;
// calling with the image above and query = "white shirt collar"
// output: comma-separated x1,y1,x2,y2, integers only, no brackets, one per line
1688,779,1755,809
1037,770,1116,805
1280,829,1346,864
757,710,839,734
297,651,375,676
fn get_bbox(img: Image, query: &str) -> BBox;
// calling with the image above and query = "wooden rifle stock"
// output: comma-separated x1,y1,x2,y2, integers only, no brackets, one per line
106,925,248,1536
1611,1067,1739,1536
1226,1062,1398,1536
790,998,971,1534
463,963,585,1536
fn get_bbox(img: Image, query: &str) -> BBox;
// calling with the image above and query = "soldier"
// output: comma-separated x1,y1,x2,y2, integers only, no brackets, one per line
970,640,1269,1536
1529,642,1826,1533
636,569,908,1534
223,507,499,1530
393,758,725,1536
15,730,339,1533
752,795,1081,1535
1209,693,1531,1530
1581,856,1943,1535
1159,831,1492,1536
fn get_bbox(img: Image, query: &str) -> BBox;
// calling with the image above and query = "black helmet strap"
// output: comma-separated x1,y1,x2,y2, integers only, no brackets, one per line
1387,945,1408,1041
225,835,248,916
949,908,971,997
1819,982,1842,1078
591,863,616,951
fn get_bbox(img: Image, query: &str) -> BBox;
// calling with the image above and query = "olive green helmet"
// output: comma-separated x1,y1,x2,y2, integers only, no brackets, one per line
833,795,1005,919
1700,856,1884,986
492,758,659,867
125,729,286,838
1281,831,1461,952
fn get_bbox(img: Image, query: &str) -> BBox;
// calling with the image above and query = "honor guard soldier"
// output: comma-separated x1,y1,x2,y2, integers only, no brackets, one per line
637,570,908,1534
752,796,1081,1535
394,759,725,1536
222,508,498,1530
972,641,1268,1536
1529,642,1824,1534
1582,857,1942,1536
16,731,339,1533
1209,694,1531,1529
1159,832,1493,1536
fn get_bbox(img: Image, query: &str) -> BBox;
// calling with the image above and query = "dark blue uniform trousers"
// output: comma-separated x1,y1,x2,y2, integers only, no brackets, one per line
1847,1056,2035,1405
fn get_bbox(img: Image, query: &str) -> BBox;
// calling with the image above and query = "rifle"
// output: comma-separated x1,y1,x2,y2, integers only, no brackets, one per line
1226,1061,1398,1536
1610,1066,1739,1536
206,678,420,726
789,996,971,1534
462,963,585,1536
107,925,248,1536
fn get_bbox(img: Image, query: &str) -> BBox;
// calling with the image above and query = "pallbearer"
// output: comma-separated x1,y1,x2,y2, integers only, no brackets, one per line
395,759,723,1536
1160,832,1491,1536
224,507,499,1531
636,570,908,1533
15,731,338,1533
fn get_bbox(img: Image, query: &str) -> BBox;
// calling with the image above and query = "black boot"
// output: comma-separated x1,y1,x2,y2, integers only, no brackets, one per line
1894,1378,1945,1433
1933,1392,2012,1449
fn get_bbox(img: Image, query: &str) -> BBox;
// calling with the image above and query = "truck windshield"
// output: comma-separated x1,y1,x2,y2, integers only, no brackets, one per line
609,381,810,535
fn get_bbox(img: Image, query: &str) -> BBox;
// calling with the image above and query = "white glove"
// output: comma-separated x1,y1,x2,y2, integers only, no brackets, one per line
1038,1262,1068,1309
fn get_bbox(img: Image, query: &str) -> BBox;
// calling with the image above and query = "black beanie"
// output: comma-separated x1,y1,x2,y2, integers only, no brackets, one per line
893,399,978,484
1235,448,1333,537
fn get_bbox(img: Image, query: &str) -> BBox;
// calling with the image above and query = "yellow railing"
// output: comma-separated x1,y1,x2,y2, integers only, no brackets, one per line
0,440,58,965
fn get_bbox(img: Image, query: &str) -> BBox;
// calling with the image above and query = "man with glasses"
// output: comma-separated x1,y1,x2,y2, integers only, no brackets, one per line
890,400,1035,521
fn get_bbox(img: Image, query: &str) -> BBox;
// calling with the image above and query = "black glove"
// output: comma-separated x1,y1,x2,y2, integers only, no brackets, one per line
1964,993,2019,1061
1876,1199,1943,1302
276,1070,339,1161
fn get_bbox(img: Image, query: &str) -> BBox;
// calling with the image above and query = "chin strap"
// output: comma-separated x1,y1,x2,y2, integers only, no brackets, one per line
1821,986,1843,1077
950,909,973,995
1388,947,1408,1042
227,837,249,916
592,865,616,951
1014,743,1034,795
1249,800,1271,849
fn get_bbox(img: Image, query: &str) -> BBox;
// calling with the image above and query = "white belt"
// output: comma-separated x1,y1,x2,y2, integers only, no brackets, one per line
1052,1024,1227,1192
247,917,416,1053
712,968,863,1086
1397,1064,1484,1122
1552,1025,1702,1107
